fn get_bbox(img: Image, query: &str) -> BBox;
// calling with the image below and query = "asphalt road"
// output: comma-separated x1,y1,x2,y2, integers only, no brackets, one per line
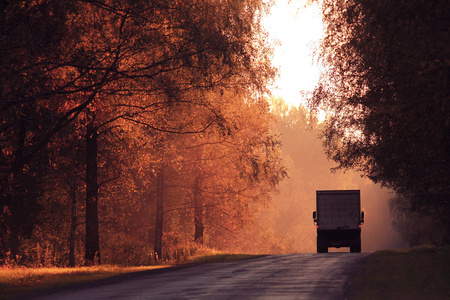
31,253,368,300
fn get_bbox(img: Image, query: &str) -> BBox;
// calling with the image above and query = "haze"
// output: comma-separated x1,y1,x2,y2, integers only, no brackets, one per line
233,103,407,253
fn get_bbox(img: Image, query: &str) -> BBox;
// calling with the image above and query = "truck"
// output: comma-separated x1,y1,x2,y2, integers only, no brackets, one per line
313,190,364,253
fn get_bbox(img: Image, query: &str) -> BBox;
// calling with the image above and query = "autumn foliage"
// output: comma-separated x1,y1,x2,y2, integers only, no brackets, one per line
0,0,286,266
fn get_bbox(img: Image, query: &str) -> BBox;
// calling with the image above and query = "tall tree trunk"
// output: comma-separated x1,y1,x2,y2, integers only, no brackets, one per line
5,119,27,259
69,176,77,267
154,166,164,259
85,123,100,264
194,174,204,244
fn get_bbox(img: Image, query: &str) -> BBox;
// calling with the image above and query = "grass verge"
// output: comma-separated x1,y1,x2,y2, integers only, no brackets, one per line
0,265,170,300
347,245,450,300
0,253,260,299
188,253,261,264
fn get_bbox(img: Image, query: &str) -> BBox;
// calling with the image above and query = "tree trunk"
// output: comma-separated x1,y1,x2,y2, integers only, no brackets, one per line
194,174,204,244
4,119,27,260
154,166,164,259
69,176,77,267
85,123,100,264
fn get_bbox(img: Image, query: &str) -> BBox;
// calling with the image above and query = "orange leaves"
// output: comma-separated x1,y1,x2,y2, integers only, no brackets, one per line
1,0,283,263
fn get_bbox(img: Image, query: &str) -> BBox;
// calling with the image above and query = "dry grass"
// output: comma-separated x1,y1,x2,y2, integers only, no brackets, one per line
189,253,261,264
0,250,259,299
0,265,169,299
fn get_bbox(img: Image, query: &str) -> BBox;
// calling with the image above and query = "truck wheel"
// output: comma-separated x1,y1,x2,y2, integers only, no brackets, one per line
350,245,361,253
317,246,328,253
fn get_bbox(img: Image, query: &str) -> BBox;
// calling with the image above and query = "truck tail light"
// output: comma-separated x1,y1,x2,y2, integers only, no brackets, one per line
359,224,362,228
316,225,319,229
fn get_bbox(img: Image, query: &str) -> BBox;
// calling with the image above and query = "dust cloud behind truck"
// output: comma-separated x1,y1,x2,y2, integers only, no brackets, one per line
313,190,364,253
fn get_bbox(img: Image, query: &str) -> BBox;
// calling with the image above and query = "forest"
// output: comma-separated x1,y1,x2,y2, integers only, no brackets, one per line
0,0,288,266
1,0,448,267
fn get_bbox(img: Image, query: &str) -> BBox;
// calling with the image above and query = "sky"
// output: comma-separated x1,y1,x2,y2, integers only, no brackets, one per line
263,0,324,107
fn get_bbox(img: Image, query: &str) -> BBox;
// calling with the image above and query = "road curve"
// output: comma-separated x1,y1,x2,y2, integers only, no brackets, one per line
31,253,368,300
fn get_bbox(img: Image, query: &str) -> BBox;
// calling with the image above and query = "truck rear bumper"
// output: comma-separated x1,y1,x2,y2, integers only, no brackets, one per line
317,229,361,248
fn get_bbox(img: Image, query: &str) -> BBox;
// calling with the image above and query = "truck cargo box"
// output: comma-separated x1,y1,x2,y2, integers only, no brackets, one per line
316,190,361,230
313,190,364,253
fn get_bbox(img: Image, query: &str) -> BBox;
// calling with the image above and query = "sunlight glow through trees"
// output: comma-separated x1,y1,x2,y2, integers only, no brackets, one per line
263,0,323,108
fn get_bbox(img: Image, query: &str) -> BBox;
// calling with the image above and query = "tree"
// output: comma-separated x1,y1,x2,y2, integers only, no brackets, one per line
310,0,450,244
1,0,277,263
181,92,286,250
1,1,121,260
138,89,286,258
